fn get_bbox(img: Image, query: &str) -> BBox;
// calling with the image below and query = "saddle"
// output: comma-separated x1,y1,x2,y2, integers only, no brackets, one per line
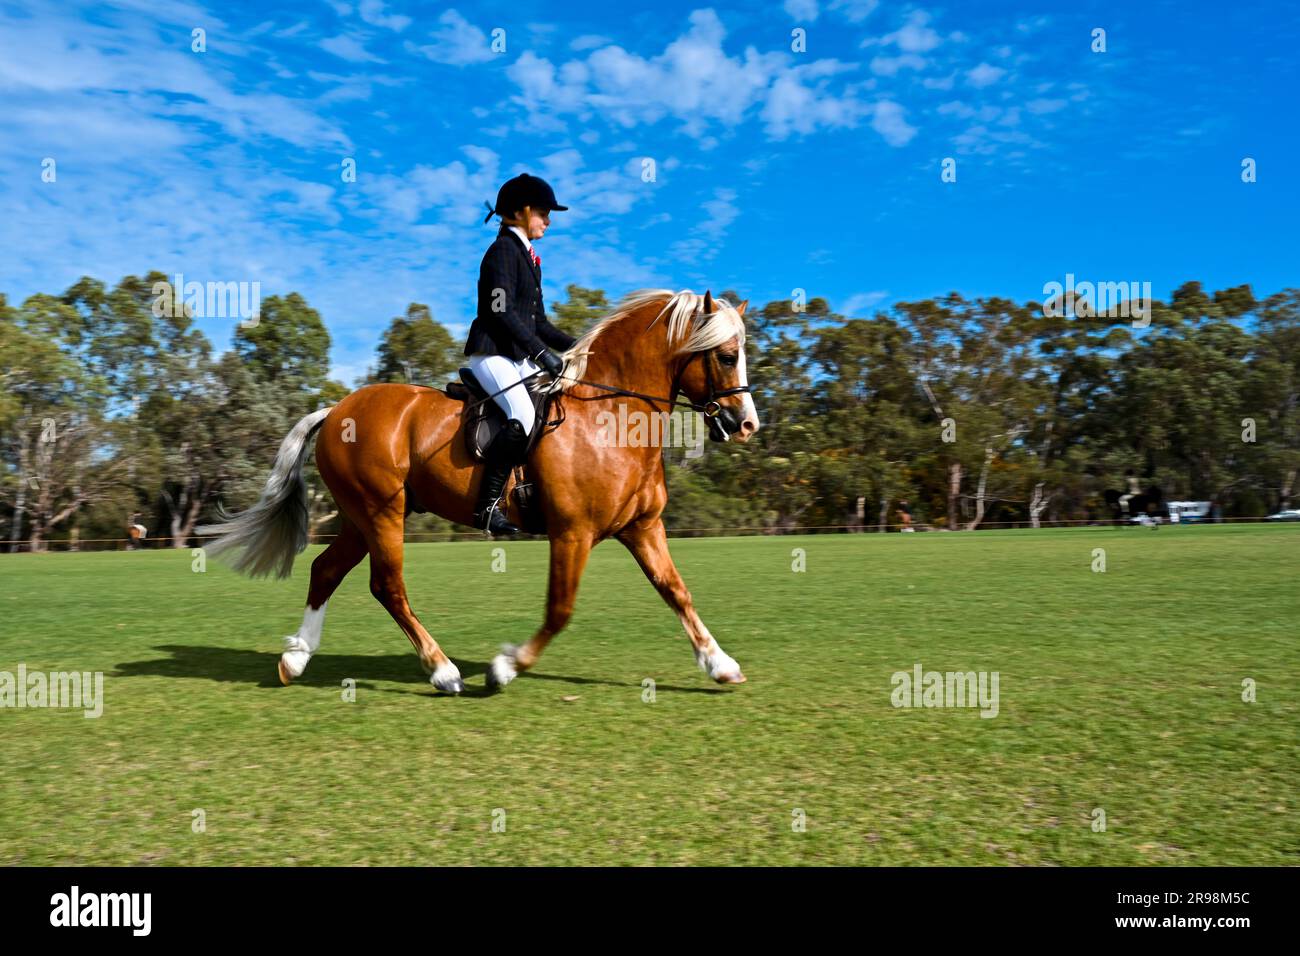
444,367,553,462
444,368,558,534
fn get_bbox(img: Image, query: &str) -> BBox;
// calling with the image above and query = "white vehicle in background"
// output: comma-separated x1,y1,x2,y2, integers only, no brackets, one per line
1167,500,1212,524
1265,508,1300,522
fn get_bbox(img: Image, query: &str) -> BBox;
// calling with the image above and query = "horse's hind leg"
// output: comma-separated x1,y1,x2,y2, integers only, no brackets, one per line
279,518,367,685
364,507,464,694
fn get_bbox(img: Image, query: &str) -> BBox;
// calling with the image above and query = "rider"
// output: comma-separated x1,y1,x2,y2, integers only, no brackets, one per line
465,173,576,536
1118,469,1141,517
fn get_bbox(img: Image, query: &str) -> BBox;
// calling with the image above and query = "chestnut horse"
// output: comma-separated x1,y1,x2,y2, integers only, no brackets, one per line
199,289,760,694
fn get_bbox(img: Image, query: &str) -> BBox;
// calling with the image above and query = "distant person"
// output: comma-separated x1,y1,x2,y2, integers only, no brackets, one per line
1118,469,1141,518
897,499,914,532
126,513,147,550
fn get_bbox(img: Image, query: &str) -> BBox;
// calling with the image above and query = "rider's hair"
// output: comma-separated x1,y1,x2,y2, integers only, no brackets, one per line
499,204,532,228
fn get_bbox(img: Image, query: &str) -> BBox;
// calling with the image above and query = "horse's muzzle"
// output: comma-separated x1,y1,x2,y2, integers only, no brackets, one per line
708,406,744,442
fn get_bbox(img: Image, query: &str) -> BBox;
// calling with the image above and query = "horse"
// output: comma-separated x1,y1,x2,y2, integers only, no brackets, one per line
1103,485,1168,526
198,289,761,694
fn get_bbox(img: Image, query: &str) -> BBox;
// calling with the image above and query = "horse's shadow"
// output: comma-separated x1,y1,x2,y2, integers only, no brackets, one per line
112,646,728,697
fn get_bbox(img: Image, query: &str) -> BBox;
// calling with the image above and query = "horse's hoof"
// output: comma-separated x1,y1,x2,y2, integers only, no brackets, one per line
277,658,292,685
715,670,747,685
430,662,464,695
485,651,518,692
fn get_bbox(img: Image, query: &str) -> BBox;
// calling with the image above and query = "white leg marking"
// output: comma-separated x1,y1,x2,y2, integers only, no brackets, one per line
489,644,520,688
282,602,327,680
680,612,742,681
429,659,464,693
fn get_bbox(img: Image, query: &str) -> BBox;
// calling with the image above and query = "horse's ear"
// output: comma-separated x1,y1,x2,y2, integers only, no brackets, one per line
703,290,714,314
736,299,749,316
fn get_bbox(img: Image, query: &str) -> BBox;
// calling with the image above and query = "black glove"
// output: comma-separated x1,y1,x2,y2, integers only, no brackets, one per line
536,349,564,378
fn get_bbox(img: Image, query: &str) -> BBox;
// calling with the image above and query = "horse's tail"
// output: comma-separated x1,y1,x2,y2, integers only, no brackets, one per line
197,407,334,580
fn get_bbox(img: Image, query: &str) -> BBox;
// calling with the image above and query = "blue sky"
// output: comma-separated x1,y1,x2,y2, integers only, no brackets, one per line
1,0,1296,383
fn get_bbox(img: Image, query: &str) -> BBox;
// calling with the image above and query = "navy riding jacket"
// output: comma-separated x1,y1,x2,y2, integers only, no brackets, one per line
464,228,576,361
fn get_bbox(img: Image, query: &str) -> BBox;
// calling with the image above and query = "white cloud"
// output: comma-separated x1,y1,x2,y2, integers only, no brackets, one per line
507,10,900,143
701,188,738,237
784,0,819,20
871,100,916,146
669,188,740,262
539,148,585,180
320,34,384,63
570,34,612,51
870,53,927,76
966,63,1006,88
0,7,350,150
1027,98,1067,114
358,0,411,32
841,290,888,314
307,70,406,103
887,11,941,52
361,147,501,224
828,0,879,23
762,64,871,138
510,11,782,135
406,10,495,66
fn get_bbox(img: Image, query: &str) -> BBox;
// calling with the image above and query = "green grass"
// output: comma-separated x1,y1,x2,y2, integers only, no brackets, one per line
1,525,1296,866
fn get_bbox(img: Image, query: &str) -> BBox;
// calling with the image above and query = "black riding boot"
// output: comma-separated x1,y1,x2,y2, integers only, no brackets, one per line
473,420,528,536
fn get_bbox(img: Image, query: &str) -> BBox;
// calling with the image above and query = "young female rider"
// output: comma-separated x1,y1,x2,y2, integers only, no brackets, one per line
464,173,576,536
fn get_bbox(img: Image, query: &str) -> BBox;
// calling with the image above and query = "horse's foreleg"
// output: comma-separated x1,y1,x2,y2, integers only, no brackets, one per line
364,507,464,694
279,519,366,685
486,532,592,690
618,519,745,684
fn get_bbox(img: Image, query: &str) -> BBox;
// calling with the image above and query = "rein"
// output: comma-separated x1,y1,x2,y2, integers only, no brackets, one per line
459,350,752,423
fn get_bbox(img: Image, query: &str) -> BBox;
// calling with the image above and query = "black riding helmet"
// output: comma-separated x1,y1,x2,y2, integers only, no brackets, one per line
483,173,568,223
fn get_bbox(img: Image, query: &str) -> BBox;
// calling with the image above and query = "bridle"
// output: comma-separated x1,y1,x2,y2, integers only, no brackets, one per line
554,345,752,438
669,348,753,440
462,336,753,439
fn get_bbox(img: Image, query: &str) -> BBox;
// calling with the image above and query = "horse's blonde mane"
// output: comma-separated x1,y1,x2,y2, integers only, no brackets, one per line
555,289,745,391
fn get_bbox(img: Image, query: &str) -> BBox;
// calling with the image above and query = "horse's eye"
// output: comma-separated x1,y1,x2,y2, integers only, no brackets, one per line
718,352,739,368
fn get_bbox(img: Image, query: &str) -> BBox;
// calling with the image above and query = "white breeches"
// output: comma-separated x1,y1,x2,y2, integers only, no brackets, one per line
468,353,540,434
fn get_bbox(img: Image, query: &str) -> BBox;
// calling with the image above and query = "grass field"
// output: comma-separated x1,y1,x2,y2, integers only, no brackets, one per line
1,525,1296,866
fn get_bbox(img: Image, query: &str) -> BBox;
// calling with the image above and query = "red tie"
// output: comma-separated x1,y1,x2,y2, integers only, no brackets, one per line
530,248,540,269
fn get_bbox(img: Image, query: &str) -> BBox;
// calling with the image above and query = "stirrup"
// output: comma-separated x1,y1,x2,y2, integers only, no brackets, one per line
476,499,520,537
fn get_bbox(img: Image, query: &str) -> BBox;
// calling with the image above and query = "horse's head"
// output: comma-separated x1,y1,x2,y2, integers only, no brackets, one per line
672,290,761,443
558,288,762,441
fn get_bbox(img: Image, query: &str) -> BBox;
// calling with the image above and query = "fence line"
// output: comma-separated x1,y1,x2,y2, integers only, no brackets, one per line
0,516,1286,552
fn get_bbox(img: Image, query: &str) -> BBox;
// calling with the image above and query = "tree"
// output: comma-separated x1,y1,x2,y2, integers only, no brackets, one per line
0,292,122,550
551,284,611,339
374,303,459,385
232,292,336,411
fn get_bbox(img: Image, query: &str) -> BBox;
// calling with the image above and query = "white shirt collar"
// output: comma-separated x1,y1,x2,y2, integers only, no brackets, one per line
507,225,532,252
